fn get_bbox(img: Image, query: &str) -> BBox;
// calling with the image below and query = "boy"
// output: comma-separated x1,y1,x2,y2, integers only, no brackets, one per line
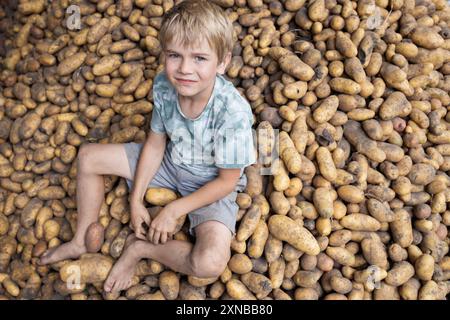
39,0,256,294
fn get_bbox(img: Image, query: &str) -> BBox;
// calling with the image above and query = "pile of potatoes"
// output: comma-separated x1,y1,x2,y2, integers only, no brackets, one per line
0,0,449,300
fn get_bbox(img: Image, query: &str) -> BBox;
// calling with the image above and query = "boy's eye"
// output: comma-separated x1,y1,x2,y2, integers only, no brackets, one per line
167,54,205,62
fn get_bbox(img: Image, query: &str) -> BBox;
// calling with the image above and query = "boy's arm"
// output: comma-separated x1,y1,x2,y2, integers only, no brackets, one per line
129,130,167,204
169,168,241,219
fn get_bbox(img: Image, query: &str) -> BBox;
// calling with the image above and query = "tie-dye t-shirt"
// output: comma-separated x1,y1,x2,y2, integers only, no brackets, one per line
150,71,256,178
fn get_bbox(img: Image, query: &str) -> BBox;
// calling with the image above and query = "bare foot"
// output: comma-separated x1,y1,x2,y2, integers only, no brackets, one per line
38,240,87,265
124,233,138,250
103,241,143,293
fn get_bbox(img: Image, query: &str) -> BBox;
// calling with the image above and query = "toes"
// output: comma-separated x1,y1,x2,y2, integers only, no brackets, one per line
104,278,114,293
126,279,132,290
112,280,122,293
38,250,52,265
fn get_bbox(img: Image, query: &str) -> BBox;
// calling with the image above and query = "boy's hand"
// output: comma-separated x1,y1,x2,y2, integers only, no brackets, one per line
148,204,179,245
130,201,151,240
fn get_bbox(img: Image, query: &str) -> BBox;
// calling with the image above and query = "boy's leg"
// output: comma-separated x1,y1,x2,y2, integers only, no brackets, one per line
39,143,134,265
104,221,232,293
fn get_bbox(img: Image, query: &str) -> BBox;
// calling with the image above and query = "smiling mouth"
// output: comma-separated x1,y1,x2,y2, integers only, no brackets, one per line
176,78,197,83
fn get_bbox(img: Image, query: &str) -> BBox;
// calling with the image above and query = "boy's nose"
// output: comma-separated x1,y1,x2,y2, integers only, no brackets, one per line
178,58,194,74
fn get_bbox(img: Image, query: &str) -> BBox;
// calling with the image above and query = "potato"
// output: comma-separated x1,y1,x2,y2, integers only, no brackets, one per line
313,96,339,124
340,214,381,232
87,18,110,44
283,81,307,100
337,185,364,204
241,272,272,299
373,281,401,300
20,112,41,140
43,220,60,242
92,55,122,76
408,164,436,185
159,271,179,300
236,204,261,242
293,269,323,288
37,186,66,200
414,254,434,281
1,276,20,297
264,235,283,264
110,227,130,259
209,281,225,299
294,287,319,300
273,288,292,300
188,275,217,288
57,52,87,76
329,230,352,247
316,147,337,182
313,187,334,218
418,281,445,300
20,198,43,229
399,278,421,300
335,31,357,58
379,92,412,120
0,215,9,237
85,222,105,253
247,220,269,259
325,247,355,266
411,27,444,50
275,130,300,170
60,254,113,284
179,281,206,300
269,47,315,81
329,78,361,95
330,276,353,294
244,165,263,197
136,291,166,300
268,215,320,255
344,120,386,163
269,191,290,216
226,279,256,300
144,188,177,206
367,199,395,223
385,262,415,287
228,254,253,274
390,209,413,248
361,238,388,269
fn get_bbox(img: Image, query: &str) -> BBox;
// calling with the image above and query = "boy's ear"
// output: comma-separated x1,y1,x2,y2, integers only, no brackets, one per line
217,52,232,74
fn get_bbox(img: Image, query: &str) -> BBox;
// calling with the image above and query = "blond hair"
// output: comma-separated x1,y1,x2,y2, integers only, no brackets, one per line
158,0,234,64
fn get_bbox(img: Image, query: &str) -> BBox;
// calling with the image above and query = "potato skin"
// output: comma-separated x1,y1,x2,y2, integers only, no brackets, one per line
340,214,381,231
228,253,253,274
313,187,334,218
85,222,105,253
415,254,434,281
236,204,261,242
226,279,256,300
241,272,272,299
159,271,179,300
60,254,114,284
57,52,87,76
385,261,415,286
390,209,413,248
144,188,177,206
268,215,320,255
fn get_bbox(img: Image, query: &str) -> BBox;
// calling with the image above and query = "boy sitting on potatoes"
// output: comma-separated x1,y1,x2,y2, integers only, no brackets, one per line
39,0,256,293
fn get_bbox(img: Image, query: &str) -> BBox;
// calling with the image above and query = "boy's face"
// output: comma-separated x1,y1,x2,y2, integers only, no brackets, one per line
163,37,231,101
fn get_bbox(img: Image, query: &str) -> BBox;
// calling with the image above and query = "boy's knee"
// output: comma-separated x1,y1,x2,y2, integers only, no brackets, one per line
78,143,96,172
190,251,228,278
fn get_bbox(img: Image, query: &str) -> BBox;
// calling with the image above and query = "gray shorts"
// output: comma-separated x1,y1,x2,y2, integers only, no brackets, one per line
123,142,247,237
